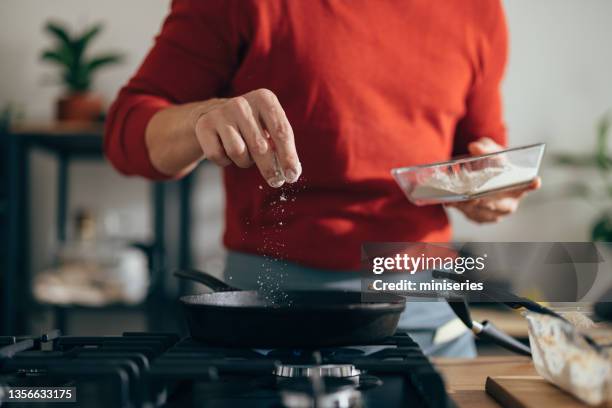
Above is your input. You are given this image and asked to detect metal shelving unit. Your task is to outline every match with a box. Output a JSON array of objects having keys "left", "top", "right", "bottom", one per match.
[
  {"left": 1, "top": 123, "right": 195, "bottom": 335},
  {"left": 0, "top": 128, "right": 9, "bottom": 335}
]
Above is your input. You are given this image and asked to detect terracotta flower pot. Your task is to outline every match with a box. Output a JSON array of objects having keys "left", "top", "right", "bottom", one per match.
[{"left": 56, "top": 92, "right": 104, "bottom": 122}]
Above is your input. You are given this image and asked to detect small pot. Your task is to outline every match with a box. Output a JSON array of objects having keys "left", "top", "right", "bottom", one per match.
[{"left": 56, "top": 92, "right": 103, "bottom": 122}]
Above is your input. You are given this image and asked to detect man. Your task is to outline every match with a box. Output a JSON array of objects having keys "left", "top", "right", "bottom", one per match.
[{"left": 105, "top": 0, "right": 539, "bottom": 356}]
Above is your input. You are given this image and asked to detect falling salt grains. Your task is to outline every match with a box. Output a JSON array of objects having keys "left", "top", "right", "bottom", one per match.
[
  {"left": 258, "top": 185, "right": 263, "bottom": 190},
  {"left": 253, "top": 186, "right": 302, "bottom": 306}
]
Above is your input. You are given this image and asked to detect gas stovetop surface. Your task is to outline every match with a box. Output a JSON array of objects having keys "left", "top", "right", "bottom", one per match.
[{"left": 0, "top": 330, "right": 452, "bottom": 408}]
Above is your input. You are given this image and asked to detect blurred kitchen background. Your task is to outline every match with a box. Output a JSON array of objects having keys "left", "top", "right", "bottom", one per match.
[{"left": 1, "top": 0, "right": 611, "bottom": 343}]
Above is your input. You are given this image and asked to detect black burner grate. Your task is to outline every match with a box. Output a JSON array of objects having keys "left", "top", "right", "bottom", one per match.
[{"left": 0, "top": 330, "right": 452, "bottom": 408}]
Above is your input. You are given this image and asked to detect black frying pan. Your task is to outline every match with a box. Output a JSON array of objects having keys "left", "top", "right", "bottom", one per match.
[{"left": 174, "top": 269, "right": 406, "bottom": 348}]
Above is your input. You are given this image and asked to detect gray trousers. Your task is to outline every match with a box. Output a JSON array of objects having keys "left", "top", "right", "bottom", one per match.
[{"left": 225, "top": 251, "right": 476, "bottom": 358}]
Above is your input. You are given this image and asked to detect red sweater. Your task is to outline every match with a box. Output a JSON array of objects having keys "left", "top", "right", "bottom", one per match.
[{"left": 105, "top": 0, "right": 508, "bottom": 270}]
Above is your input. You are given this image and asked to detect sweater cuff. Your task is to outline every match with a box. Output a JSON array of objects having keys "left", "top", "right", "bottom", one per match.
[{"left": 123, "top": 100, "right": 173, "bottom": 180}]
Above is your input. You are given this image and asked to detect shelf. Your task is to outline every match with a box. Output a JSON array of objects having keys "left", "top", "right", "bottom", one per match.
[
  {"left": 11, "top": 122, "right": 104, "bottom": 135},
  {"left": 37, "top": 301, "right": 148, "bottom": 312},
  {"left": 3, "top": 122, "right": 191, "bottom": 334},
  {"left": 8, "top": 123, "right": 104, "bottom": 157}
]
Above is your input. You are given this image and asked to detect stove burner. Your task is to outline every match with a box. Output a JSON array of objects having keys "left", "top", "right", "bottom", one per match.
[
  {"left": 266, "top": 347, "right": 364, "bottom": 363},
  {"left": 281, "top": 387, "right": 362, "bottom": 408},
  {"left": 274, "top": 364, "right": 361, "bottom": 378},
  {"left": 279, "top": 377, "right": 362, "bottom": 408},
  {"left": 0, "top": 330, "right": 449, "bottom": 408}
]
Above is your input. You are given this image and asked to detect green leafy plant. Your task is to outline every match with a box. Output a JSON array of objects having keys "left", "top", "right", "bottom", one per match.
[
  {"left": 552, "top": 111, "right": 612, "bottom": 240},
  {"left": 41, "top": 21, "right": 123, "bottom": 93}
]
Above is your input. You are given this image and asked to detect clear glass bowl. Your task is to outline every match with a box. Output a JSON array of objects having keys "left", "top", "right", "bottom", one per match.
[{"left": 391, "top": 143, "right": 545, "bottom": 206}]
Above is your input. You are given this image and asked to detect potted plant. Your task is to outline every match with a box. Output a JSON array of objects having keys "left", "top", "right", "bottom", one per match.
[
  {"left": 553, "top": 111, "right": 612, "bottom": 240},
  {"left": 41, "top": 21, "right": 123, "bottom": 122}
]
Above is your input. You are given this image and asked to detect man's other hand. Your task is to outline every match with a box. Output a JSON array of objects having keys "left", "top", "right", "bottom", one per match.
[{"left": 447, "top": 137, "right": 541, "bottom": 223}]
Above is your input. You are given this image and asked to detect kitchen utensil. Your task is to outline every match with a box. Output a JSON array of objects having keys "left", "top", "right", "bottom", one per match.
[
  {"left": 433, "top": 269, "right": 603, "bottom": 350},
  {"left": 174, "top": 269, "right": 406, "bottom": 348},
  {"left": 432, "top": 270, "right": 564, "bottom": 318},
  {"left": 392, "top": 143, "right": 545, "bottom": 205},
  {"left": 447, "top": 297, "right": 531, "bottom": 356}
]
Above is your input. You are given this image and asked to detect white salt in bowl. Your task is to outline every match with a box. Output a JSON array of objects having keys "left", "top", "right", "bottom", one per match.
[{"left": 391, "top": 143, "right": 545, "bottom": 206}]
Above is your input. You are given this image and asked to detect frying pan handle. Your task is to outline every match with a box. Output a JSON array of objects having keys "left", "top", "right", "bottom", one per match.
[{"left": 173, "top": 269, "right": 239, "bottom": 292}]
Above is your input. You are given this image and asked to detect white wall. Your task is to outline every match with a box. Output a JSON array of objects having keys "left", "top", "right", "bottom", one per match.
[
  {"left": 2, "top": 0, "right": 612, "bottom": 277},
  {"left": 0, "top": 0, "right": 228, "bottom": 277},
  {"left": 0, "top": 0, "right": 169, "bottom": 119},
  {"left": 451, "top": 0, "right": 612, "bottom": 241}
]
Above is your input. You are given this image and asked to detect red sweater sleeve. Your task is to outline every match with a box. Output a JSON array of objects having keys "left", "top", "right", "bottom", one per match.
[
  {"left": 453, "top": 1, "right": 509, "bottom": 155},
  {"left": 104, "top": 0, "right": 246, "bottom": 179}
]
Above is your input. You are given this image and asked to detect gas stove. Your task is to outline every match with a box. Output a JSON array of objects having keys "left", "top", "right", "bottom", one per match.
[{"left": 0, "top": 330, "right": 452, "bottom": 408}]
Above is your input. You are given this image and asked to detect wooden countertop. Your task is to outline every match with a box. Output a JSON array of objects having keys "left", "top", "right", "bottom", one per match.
[
  {"left": 433, "top": 356, "right": 538, "bottom": 407},
  {"left": 435, "top": 356, "right": 599, "bottom": 407},
  {"left": 439, "top": 322, "right": 612, "bottom": 407},
  {"left": 433, "top": 356, "right": 537, "bottom": 408}
]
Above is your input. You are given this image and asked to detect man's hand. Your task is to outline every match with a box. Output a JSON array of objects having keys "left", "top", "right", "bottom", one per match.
[
  {"left": 195, "top": 88, "right": 301, "bottom": 188},
  {"left": 447, "top": 137, "right": 541, "bottom": 223}
]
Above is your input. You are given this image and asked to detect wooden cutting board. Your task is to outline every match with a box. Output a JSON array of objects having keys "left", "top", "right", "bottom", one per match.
[{"left": 485, "top": 376, "right": 587, "bottom": 408}]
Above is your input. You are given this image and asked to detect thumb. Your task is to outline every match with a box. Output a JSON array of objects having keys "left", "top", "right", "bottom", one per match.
[{"left": 468, "top": 137, "right": 502, "bottom": 156}]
